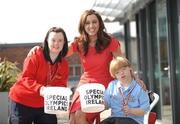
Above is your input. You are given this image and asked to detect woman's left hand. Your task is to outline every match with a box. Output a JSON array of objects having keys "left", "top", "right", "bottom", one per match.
[{"left": 136, "top": 79, "right": 147, "bottom": 91}]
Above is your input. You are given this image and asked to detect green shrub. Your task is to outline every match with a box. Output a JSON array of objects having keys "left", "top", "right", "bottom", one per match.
[{"left": 0, "top": 59, "right": 21, "bottom": 91}]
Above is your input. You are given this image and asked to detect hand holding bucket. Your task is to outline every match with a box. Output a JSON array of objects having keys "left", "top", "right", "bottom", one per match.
[
  {"left": 77, "top": 83, "right": 105, "bottom": 113},
  {"left": 43, "top": 87, "right": 72, "bottom": 114}
]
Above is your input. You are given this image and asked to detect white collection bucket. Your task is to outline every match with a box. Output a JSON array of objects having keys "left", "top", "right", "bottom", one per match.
[
  {"left": 78, "top": 83, "right": 105, "bottom": 113},
  {"left": 44, "top": 87, "right": 72, "bottom": 114}
]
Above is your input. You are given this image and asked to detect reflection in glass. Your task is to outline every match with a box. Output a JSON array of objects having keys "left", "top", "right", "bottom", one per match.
[{"left": 156, "top": 0, "right": 172, "bottom": 123}]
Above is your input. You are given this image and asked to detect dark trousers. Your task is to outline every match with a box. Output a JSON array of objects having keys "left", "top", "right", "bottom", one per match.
[
  {"left": 100, "top": 117, "right": 139, "bottom": 124},
  {"left": 9, "top": 99, "right": 57, "bottom": 124}
]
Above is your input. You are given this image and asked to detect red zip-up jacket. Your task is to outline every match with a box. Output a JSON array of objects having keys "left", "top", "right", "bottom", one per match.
[{"left": 9, "top": 48, "right": 68, "bottom": 108}]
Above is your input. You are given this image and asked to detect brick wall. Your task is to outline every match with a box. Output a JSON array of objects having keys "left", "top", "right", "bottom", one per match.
[
  {"left": 0, "top": 43, "right": 40, "bottom": 69},
  {"left": 0, "top": 43, "right": 81, "bottom": 71}
]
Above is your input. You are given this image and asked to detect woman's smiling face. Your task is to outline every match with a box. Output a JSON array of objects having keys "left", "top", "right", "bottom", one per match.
[
  {"left": 47, "top": 32, "right": 64, "bottom": 55},
  {"left": 84, "top": 14, "right": 100, "bottom": 37}
]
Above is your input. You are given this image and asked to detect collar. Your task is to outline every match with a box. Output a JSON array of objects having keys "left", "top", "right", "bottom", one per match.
[{"left": 117, "top": 79, "right": 136, "bottom": 92}]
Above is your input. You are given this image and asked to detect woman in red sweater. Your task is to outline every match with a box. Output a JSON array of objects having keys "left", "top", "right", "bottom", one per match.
[{"left": 9, "top": 27, "right": 69, "bottom": 124}]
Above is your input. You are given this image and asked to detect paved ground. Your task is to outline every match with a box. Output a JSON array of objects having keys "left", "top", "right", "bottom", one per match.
[
  {"left": 57, "top": 109, "right": 168, "bottom": 124},
  {"left": 57, "top": 113, "right": 69, "bottom": 124}
]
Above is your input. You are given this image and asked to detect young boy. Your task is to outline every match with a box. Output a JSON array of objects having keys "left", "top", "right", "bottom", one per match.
[{"left": 101, "top": 57, "right": 150, "bottom": 124}]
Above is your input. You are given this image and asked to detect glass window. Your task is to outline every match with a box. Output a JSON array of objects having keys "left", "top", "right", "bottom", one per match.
[
  {"left": 75, "top": 66, "right": 81, "bottom": 76},
  {"left": 129, "top": 20, "right": 138, "bottom": 71},
  {"left": 69, "top": 66, "right": 74, "bottom": 76}
]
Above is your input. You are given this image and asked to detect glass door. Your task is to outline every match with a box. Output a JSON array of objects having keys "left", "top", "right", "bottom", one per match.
[{"left": 156, "top": 0, "right": 172, "bottom": 123}]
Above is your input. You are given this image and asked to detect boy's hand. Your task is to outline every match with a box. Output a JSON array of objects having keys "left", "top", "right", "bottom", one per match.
[{"left": 122, "top": 104, "right": 130, "bottom": 116}]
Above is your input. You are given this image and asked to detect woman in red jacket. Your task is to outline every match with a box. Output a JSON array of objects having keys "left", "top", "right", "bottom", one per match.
[{"left": 9, "top": 27, "right": 69, "bottom": 124}]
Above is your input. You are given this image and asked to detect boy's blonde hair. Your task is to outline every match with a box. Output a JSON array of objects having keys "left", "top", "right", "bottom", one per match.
[{"left": 109, "top": 57, "right": 131, "bottom": 78}]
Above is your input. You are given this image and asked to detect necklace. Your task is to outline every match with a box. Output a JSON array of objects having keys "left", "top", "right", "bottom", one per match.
[{"left": 47, "top": 62, "right": 58, "bottom": 86}]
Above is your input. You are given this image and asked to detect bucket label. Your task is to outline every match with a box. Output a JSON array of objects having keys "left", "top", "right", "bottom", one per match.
[
  {"left": 45, "top": 94, "right": 68, "bottom": 111},
  {"left": 84, "top": 89, "right": 104, "bottom": 105}
]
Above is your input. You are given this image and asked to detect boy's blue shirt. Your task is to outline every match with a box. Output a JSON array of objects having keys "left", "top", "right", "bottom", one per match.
[{"left": 104, "top": 79, "right": 150, "bottom": 124}]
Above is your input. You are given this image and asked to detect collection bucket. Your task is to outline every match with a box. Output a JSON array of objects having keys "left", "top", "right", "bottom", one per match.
[
  {"left": 44, "top": 87, "right": 72, "bottom": 114},
  {"left": 78, "top": 83, "right": 105, "bottom": 113}
]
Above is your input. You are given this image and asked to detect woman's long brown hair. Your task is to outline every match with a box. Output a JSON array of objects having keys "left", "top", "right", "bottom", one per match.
[{"left": 77, "top": 9, "right": 111, "bottom": 56}]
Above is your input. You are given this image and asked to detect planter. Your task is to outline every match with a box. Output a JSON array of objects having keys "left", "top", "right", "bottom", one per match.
[{"left": 0, "top": 92, "right": 9, "bottom": 124}]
